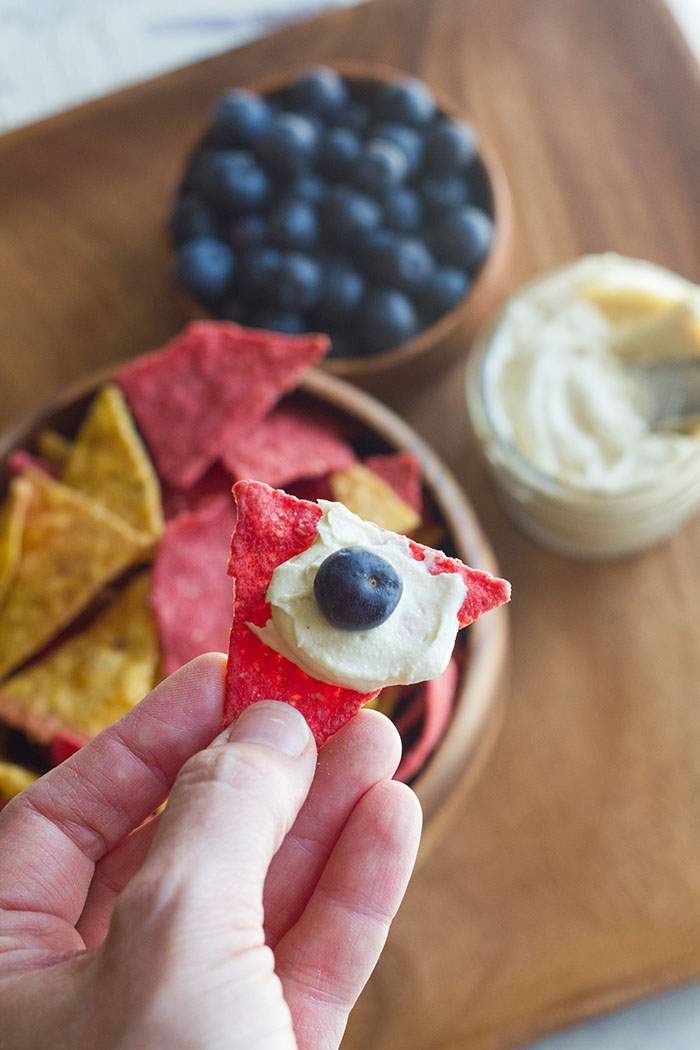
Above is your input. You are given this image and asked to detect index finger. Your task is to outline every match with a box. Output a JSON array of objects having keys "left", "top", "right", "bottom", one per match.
[{"left": 0, "top": 652, "right": 226, "bottom": 926}]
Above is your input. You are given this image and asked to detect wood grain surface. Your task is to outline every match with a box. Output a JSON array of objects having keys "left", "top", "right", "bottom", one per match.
[{"left": 1, "top": 0, "right": 700, "bottom": 1048}]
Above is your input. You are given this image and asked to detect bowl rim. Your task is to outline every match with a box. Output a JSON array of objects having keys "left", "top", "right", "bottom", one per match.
[
  {"left": 172, "top": 58, "right": 514, "bottom": 381},
  {"left": 0, "top": 362, "right": 509, "bottom": 852}
]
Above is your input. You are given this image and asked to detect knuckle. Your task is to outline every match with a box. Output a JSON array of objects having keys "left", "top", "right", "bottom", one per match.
[{"left": 176, "top": 743, "right": 275, "bottom": 795}]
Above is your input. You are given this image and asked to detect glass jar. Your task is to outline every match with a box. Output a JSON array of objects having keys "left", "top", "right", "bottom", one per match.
[{"left": 465, "top": 255, "right": 700, "bottom": 559}]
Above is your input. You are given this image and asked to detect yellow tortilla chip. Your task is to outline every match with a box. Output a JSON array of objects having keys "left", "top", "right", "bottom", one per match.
[
  {"left": 330, "top": 463, "right": 422, "bottom": 534},
  {"left": 365, "top": 685, "right": 403, "bottom": 718},
  {"left": 0, "top": 470, "right": 151, "bottom": 681},
  {"left": 36, "top": 428, "right": 73, "bottom": 469},
  {"left": 0, "top": 571, "right": 158, "bottom": 740},
  {"left": 62, "top": 383, "right": 163, "bottom": 538},
  {"left": 0, "top": 476, "right": 32, "bottom": 607},
  {"left": 0, "top": 760, "right": 38, "bottom": 800}
]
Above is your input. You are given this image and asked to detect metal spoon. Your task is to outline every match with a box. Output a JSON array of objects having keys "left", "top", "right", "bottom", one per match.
[{"left": 624, "top": 357, "right": 700, "bottom": 429}]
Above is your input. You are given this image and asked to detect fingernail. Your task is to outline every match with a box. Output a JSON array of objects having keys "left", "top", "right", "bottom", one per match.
[{"left": 227, "top": 701, "right": 312, "bottom": 757}]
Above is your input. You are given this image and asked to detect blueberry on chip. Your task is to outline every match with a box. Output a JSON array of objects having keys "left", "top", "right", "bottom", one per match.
[{"left": 314, "top": 546, "right": 403, "bottom": 630}]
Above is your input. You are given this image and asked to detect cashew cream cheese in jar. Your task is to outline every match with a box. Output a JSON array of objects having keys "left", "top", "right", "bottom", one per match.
[
  {"left": 467, "top": 254, "right": 700, "bottom": 557},
  {"left": 250, "top": 500, "right": 467, "bottom": 692}
]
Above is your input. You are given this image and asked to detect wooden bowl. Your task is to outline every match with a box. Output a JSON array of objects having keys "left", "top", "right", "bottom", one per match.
[
  {"left": 169, "top": 61, "right": 514, "bottom": 398},
  {"left": 0, "top": 366, "right": 508, "bottom": 859}
]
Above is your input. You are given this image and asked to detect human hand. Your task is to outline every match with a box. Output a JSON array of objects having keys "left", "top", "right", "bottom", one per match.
[{"left": 0, "top": 653, "right": 421, "bottom": 1050}]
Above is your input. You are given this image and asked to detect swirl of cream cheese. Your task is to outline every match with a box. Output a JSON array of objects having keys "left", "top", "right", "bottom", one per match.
[
  {"left": 249, "top": 500, "right": 466, "bottom": 692},
  {"left": 483, "top": 254, "right": 700, "bottom": 492}
]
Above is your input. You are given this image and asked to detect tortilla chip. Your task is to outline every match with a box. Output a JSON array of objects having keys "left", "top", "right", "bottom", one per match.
[
  {"left": 330, "top": 463, "right": 422, "bottom": 533},
  {"left": 224, "top": 480, "right": 378, "bottom": 746},
  {"left": 152, "top": 493, "right": 237, "bottom": 676},
  {"left": 395, "top": 658, "right": 459, "bottom": 783},
  {"left": 0, "top": 760, "right": 38, "bottom": 801},
  {"left": 365, "top": 451, "right": 423, "bottom": 514},
  {"left": 365, "top": 684, "right": 404, "bottom": 719},
  {"left": 0, "top": 476, "right": 31, "bottom": 608},
  {"left": 8, "top": 450, "right": 59, "bottom": 479},
  {"left": 406, "top": 536, "right": 510, "bottom": 627},
  {"left": 0, "top": 471, "right": 151, "bottom": 681},
  {"left": 287, "top": 474, "right": 334, "bottom": 503},
  {"left": 222, "top": 403, "right": 357, "bottom": 487},
  {"left": 116, "top": 321, "right": 329, "bottom": 489},
  {"left": 62, "top": 383, "right": 163, "bottom": 538},
  {"left": 0, "top": 571, "right": 158, "bottom": 742},
  {"left": 160, "top": 462, "right": 235, "bottom": 519},
  {"left": 50, "top": 728, "right": 88, "bottom": 765},
  {"left": 224, "top": 480, "right": 509, "bottom": 744},
  {"left": 37, "top": 428, "right": 73, "bottom": 468}
]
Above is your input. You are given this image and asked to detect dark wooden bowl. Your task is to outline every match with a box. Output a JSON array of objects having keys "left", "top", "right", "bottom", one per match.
[{"left": 0, "top": 366, "right": 508, "bottom": 858}]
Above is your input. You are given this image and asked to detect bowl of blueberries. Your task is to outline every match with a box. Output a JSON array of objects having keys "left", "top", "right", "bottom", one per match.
[{"left": 168, "top": 63, "right": 512, "bottom": 388}]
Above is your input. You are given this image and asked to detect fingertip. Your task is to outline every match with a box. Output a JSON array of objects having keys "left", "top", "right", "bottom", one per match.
[
  {"left": 321, "top": 707, "right": 404, "bottom": 777},
  {"left": 226, "top": 701, "right": 315, "bottom": 759}
]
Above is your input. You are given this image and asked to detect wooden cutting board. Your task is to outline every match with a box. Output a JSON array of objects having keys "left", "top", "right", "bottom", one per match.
[{"left": 1, "top": 0, "right": 699, "bottom": 1047}]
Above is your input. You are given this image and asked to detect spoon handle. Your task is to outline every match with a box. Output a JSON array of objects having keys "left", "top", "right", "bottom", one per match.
[{"left": 631, "top": 358, "right": 700, "bottom": 429}]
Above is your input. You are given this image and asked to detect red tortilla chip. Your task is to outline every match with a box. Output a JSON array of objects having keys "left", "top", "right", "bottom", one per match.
[
  {"left": 365, "top": 451, "right": 423, "bottom": 514},
  {"left": 407, "top": 538, "right": 510, "bottom": 626},
  {"left": 8, "top": 450, "right": 59, "bottom": 479},
  {"left": 394, "top": 658, "right": 459, "bottom": 783},
  {"left": 50, "top": 728, "right": 88, "bottom": 765},
  {"left": 221, "top": 403, "right": 357, "bottom": 487},
  {"left": 224, "top": 480, "right": 510, "bottom": 745},
  {"left": 152, "top": 493, "right": 237, "bottom": 676},
  {"left": 286, "top": 474, "right": 334, "bottom": 503},
  {"left": 161, "top": 463, "right": 235, "bottom": 520},
  {"left": 116, "top": 321, "right": 329, "bottom": 488},
  {"left": 224, "top": 481, "right": 378, "bottom": 745}
]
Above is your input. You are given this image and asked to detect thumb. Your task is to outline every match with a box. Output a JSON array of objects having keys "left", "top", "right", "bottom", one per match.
[{"left": 123, "top": 701, "right": 317, "bottom": 936}]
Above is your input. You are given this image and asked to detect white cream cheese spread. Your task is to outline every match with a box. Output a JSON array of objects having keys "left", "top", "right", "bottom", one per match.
[
  {"left": 482, "top": 254, "right": 700, "bottom": 492},
  {"left": 249, "top": 500, "right": 467, "bottom": 692}
]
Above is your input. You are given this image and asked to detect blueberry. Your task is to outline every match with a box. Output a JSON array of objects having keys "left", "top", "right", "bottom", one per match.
[
  {"left": 317, "top": 262, "right": 365, "bottom": 322},
  {"left": 419, "top": 266, "right": 469, "bottom": 320},
  {"left": 359, "top": 289, "right": 419, "bottom": 352},
  {"left": 358, "top": 226, "right": 397, "bottom": 270},
  {"left": 268, "top": 198, "right": 319, "bottom": 251},
  {"left": 210, "top": 88, "right": 271, "bottom": 147},
  {"left": 382, "top": 187, "right": 423, "bottom": 233},
  {"left": 238, "top": 246, "right": 282, "bottom": 299},
  {"left": 288, "top": 172, "right": 326, "bottom": 204},
  {"left": 228, "top": 214, "right": 268, "bottom": 252},
  {"left": 275, "top": 252, "right": 322, "bottom": 311},
  {"left": 370, "top": 122, "right": 423, "bottom": 174},
  {"left": 334, "top": 101, "right": 371, "bottom": 134},
  {"left": 376, "top": 77, "right": 436, "bottom": 126},
  {"left": 320, "top": 185, "right": 382, "bottom": 246},
  {"left": 255, "top": 112, "right": 319, "bottom": 173},
  {"left": 366, "top": 235, "right": 435, "bottom": 292},
  {"left": 175, "top": 237, "right": 236, "bottom": 304},
  {"left": 169, "top": 193, "right": 220, "bottom": 245},
  {"left": 247, "top": 307, "right": 306, "bottom": 334},
  {"left": 320, "top": 126, "right": 362, "bottom": 180},
  {"left": 423, "top": 118, "right": 478, "bottom": 172},
  {"left": 197, "top": 150, "right": 270, "bottom": 215},
  {"left": 419, "top": 174, "right": 468, "bottom": 216},
  {"left": 431, "top": 205, "right": 494, "bottom": 271},
  {"left": 314, "top": 546, "right": 403, "bottom": 630},
  {"left": 287, "top": 66, "right": 349, "bottom": 116},
  {"left": 355, "top": 139, "right": 409, "bottom": 193}
]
